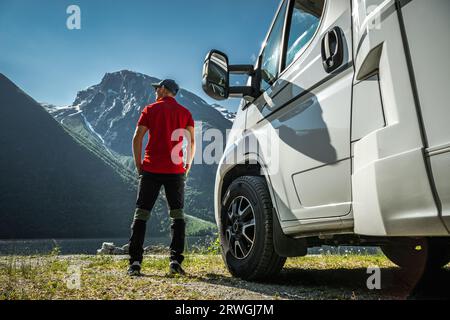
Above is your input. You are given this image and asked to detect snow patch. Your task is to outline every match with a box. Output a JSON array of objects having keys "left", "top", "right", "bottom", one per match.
[{"left": 81, "top": 113, "right": 105, "bottom": 144}]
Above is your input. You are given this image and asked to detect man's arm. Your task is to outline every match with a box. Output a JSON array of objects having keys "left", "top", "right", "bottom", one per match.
[
  {"left": 132, "top": 125, "right": 148, "bottom": 175},
  {"left": 185, "top": 125, "right": 195, "bottom": 175}
]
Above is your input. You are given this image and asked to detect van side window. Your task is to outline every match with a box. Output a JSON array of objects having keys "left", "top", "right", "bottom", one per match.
[
  {"left": 260, "top": 1, "right": 288, "bottom": 92},
  {"left": 285, "top": 0, "right": 325, "bottom": 67}
]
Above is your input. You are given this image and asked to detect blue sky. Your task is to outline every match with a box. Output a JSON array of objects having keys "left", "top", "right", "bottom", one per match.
[{"left": 0, "top": 0, "right": 280, "bottom": 111}]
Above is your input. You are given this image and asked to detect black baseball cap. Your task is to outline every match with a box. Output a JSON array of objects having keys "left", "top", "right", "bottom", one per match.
[{"left": 151, "top": 79, "right": 179, "bottom": 95}]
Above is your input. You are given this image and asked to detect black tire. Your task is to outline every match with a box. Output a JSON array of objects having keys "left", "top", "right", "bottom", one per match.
[
  {"left": 381, "top": 237, "right": 450, "bottom": 270},
  {"left": 219, "top": 176, "right": 286, "bottom": 280}
]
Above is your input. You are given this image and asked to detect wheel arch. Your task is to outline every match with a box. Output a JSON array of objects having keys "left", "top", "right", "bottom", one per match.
[
  {"left": 219, "top": 154, "right": 276, "bottom": 215},
  {"left": 218, "top": 154, "right": 307, "bottom": 257}
]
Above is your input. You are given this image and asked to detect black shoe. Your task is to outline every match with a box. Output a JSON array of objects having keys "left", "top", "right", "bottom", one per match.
[
  {"left": 127, "top": 261, "right": 142, "bottom": 276},
  {"left": 169, "top": 261, "right": 186, "bottom": 275}
]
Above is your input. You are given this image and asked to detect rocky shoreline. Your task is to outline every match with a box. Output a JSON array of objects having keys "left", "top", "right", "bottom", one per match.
[{"left": 96, "top": 242, "right": 169, "bottom": 255}]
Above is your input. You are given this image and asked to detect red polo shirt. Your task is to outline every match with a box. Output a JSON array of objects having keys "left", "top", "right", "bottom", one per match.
[{"left": 137, "top": 96, "right": 194, "bottom": 174}]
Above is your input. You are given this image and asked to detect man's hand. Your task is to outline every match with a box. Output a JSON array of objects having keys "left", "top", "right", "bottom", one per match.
[
  {"left": 185, "top": 163, "right": 191, "bottom": 176},
  {"left": 136, "top": 164, "right": 143, "bottom": 176},
  {"left": 185, "top": 125, "right": 195, "bottom": 178}
]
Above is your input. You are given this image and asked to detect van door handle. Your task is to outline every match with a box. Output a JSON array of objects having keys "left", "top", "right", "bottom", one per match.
[{"left": 321, "top": 27, "right": 344, "bottom": 73}]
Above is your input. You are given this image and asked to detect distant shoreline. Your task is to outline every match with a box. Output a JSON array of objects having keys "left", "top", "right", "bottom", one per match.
[
  {"left": 0, "top": 237, "right": 216, "bottom": 256},
  {"left": 0, "top": 238, "right": 380, "bottom": 256}
]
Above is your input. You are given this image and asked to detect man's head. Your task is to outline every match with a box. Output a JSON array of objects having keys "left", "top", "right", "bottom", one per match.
[{"left": 152, "top": 79, "right": 179, "bottom": 100}]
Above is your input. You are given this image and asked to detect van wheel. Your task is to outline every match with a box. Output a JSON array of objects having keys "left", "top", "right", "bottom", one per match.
[
  {"left": 381, "top": 238, "right": 450, "bottom": 270},
  {"left": 219, "top": 176, "right": 286, "bottom": 280}
]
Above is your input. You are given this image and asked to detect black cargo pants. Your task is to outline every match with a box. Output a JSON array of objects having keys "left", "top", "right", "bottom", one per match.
[{"left": 128, "top": 170, "right": 186, "bottom": 265}]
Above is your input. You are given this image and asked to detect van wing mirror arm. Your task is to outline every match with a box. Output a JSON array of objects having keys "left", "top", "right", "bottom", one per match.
[
  {"left": 228, "top": 65, "right": 261, "bottom": 100},
  {"left": 229, "top": 64, "right": 255, "bottom": 76},
  {"left": 229, "top": 86, "right": 254, "bottom": 97}
]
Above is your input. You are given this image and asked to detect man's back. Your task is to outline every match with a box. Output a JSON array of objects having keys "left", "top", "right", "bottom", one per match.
[
  {"left": 137, "top": 96, "right": 194, "bottom": 174},
  {"left": 129, "top": 79, "right": 194, "bottom": 276}
]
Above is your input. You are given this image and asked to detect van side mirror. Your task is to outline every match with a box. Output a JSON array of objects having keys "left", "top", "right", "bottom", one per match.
[
  {"left": 202, "top": 50, "right": 230, "bottom": 100},
  {"left": 202, "top": 49, "right": 258, "bottom": 101}
]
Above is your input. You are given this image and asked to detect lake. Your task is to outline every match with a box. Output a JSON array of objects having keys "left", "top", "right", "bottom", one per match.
[
  {"left": 0, "top": 237, "right": 216, "bottom": 255},
  {"left": 0, "top": 238, "right": 380, "bottom": 255}
]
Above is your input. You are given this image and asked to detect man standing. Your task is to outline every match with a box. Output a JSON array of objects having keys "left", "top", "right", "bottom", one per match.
[{"left": 127, "top": 79, "right": 195, "bottom": 276}]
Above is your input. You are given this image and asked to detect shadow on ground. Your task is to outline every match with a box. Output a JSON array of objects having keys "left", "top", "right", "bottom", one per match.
[{"left": 191, "top": 266, "right": 450, "bottom": 300}]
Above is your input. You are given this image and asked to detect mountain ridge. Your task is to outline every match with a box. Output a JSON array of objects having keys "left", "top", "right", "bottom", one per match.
[{"left": 0, "top": 73, "right": 135, "bottom": 238}]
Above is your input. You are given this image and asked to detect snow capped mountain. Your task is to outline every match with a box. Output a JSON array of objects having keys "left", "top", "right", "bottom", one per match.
[
  {"left": 212, "top": 104, "right": 236, "bottom": 122},
  {"left": 48, "top": 70, "right": 232, "bottom": 155}
]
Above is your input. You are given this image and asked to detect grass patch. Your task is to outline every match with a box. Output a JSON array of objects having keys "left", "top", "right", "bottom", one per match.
[
  {"left": 1, "top": 253, "right": 447, "bottom": 300},
  {"left": 185, "top": 215, "right": 217, "bottom": 237}
]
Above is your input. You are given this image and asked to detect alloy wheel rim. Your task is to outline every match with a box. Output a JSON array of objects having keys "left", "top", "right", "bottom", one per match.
[{"left": 224, "top": 196, "right": 256, "bottom": 260}]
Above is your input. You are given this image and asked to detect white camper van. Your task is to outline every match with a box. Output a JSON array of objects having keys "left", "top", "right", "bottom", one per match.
[{"left": 202, "top": 0, "right": 450, "bottom": 280}]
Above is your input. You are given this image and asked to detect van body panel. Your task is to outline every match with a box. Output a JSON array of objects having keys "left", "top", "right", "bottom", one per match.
[
  {"left": 351, "top": 0, "right": 449, "bottom": 235},
  {"left": 292, "top": 159, "right": 351, "bottom": 217},
  {"left": 429, "top": 151, "right": 450, "bottom": 230},
  {"left": 401, "top": 0, "right": 450, "bottom": 230},
  {"left": 401, "top": 0, "right": 450, "bottom": 149},
  {"left": 351, "top": 75, "right": 385, "bottom": 141}
]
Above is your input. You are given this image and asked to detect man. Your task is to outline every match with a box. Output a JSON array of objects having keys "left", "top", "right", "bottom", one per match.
[{"left": 127, "top": 79, "right": 195, "bottom": 276}]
